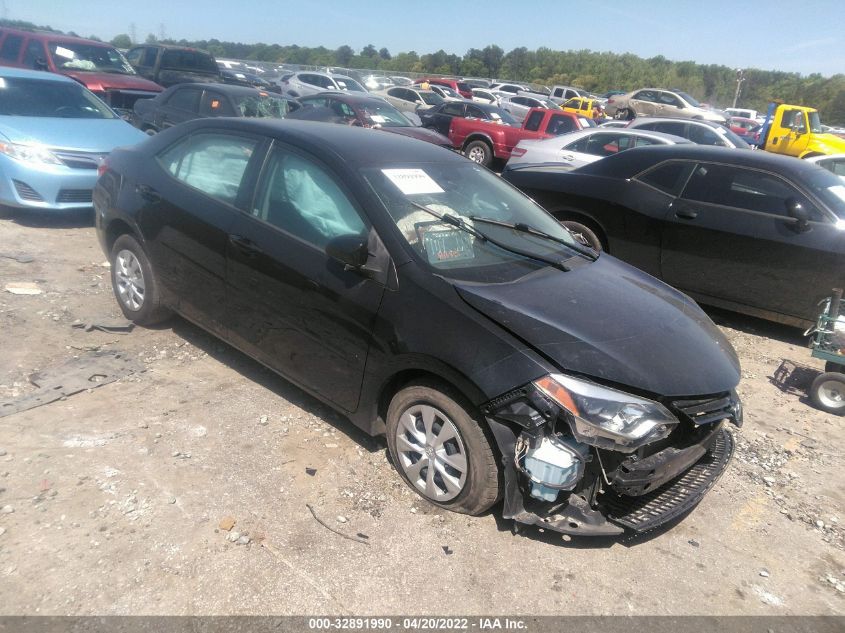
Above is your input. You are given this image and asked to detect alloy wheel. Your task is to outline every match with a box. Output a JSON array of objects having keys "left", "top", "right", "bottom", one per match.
[
  {"left": 395, "top": 404, "right": 468, "bottom": 502},
  {"left": 114, "top": 249, "right": 146, "bottom": 311}
]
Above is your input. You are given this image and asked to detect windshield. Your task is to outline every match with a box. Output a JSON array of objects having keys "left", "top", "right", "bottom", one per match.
[
  {"left": 49, "top": 42, "right": 135, "bottom": 75},
  {"left": 809, "top": 111, "right": 823, "bottom": 133},
  {"left": 676, "top": 91, "right": 701, "bottom": 107},
  {"left": 420, "top": 92, "right": 444, "bottom": 106},
  {"left": 359, "top": 102, "right": 412, "bottom": 127},
  {"left": 0, "top": 76, "right": 116, "bottom": 118},
  {"left": 362, "top": 162, "right": 586, "bottom": 281},
  {"left": 333, "top": 76, "right": 367, "bottom": 92},
  {"left": 233, "top": 93, "right": 294, "bottom": 118}
]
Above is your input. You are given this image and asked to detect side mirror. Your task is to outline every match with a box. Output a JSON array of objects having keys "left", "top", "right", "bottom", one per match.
[
  {"left": 326, "top": 234, "right": 369, "bottom": 269},
  {"left": 786, "top": 198, "right": 810, "bottom": 231}
]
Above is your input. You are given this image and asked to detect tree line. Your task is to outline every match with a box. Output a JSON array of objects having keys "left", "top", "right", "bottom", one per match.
[{"left": 2, "top": 18, "right": 843, "bottom": 124}]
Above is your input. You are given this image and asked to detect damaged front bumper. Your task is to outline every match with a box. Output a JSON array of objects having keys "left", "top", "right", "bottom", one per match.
[{"left": 483, "top": 382, "right": 741, "bottom": 537}]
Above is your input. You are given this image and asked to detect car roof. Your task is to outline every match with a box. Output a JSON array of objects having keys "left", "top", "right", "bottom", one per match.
[
  {"left": 628, "top": 117, "right": 721, "bottom": 129},
  {"left": 300, "top": 92, "right": 388, "bottom": 108},
  {"left": 0, "top": 27, "right": 112, "bottom": 47},
  {"left": 576, "top": 144, "right": 830, "bottom": 179},
  {"left": 0, "top": 66, "right": 75, "bottom": 83},
  {"left": 162, "top": 82, "right": 282, "bottom": 97},
  {"left": 161, "top": 118, "right": 463, "bottom": 168}
]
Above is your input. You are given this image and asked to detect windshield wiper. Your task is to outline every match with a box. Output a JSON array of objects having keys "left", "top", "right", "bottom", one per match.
[
  {"left": 469, "top": 215, "right": 598, "bottom": 261},
  {"left": 406, "top": 200, "right": 575, "bottom": 271}
]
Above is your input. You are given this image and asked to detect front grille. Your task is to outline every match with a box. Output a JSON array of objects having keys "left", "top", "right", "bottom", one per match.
[
  {"left": 54, "top": 151, "right": 105, "bottom": 170},
  {"left": 671, "top": 393, "right": 736, "bottom": 426},
  {"left": 56, "top": 189, "right": 93, "bottom": 204},
  {"left": 601, "top": 427, "right": 734, "bottom": 532},
  {"left": 13, "top": 179, "right": 44, "bottom": 201}
]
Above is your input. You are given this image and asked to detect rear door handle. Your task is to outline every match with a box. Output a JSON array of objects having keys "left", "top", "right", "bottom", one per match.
[
  {"left": 135, "top": 184, "right": 160, "bottom": 204},
  {"left": 228, "top": 234, "right": 263, "bottom": 258},
  {"left": 674, "top": 208, "right": 698, "bottom": 220}
]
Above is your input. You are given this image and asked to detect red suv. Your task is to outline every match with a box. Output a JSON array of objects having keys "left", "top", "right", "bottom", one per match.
[
  {"left": 413, "top": 77, "right": 472, "bottom": 99},
  {"left": 0, "top": 28, "right": 163, "bottom": 114}
]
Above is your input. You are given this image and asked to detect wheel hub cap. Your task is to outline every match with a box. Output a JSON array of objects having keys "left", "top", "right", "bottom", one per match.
[
  {"left": 818, "top": 380, "right": 845, "bottom": 408},
  {"left": 114, "top": 249, "right": 146, "bottom": 312},
  {"left": 396, "top": 404, "right": 468, "bottom": 502}
]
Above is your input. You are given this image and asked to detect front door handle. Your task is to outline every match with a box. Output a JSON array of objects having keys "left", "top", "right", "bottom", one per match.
[
  {"left": 228, "top": 234, "right": 263, "bottom": 258},
  {"left": 674, "top": 208, "right": 699, "bottom": 220},
  {"left": 135, "top": 184, "right": 160, "bottom": 204}
]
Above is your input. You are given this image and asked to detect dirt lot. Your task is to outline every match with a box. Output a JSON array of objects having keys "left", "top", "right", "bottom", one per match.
[{"left": 0, "top": 208, "right": 842, "bottom": 616}]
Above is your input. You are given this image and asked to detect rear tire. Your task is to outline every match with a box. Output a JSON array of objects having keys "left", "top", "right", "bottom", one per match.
[
  {"left": 560, "top": 220, "right": 604, "bottom": 252},
  {"left": 386, "top": 381, "right": 501, "bottom": 515},
  {"left": 110, "top": 234, "right": 171, "bottom": 326},
  {"left": 464, "top": 140, "right": 493, "bottom": 167},
  {"left": 810, "top": 372, "right": 845, "bottom": 415}
]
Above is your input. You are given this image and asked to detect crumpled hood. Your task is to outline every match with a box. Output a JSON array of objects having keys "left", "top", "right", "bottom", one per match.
[
  {"left": 61, "top": 71, "right": 162, "bottom": 93},
  {"left": 0, "top": 117, "right": 147, "bottom": 152},
  {"left": 453, "top": 255, "right": 740, "bottom": 397},
  {"left": 383, "top": 126, "right": 452, "bottom": 147}
]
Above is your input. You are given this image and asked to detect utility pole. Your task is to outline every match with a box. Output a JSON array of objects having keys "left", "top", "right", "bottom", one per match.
[{"left": 732, "top": 68, "right": 745, "bottom": 108}]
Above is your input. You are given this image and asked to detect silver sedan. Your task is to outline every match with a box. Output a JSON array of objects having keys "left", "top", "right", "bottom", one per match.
[{"left": 505, "top": 128, "right": 691, "bottom": 170}]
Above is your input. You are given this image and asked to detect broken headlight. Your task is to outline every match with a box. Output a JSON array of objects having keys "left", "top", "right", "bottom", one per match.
[{"left": 534, "top": 374, "right": 678, "bottom": 453}]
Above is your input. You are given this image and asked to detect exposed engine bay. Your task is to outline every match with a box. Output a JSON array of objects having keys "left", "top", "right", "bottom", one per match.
[{"left": 483, "top": 373, "right": 742, "bottom": 536}]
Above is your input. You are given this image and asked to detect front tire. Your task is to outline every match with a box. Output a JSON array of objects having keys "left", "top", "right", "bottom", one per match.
[
  {"left": 110, "top": 234, "right": 171, "bottom": 326},
  {"left": 464, "top": 140, "right": 493, "bottom": 167},
  {"left": 810, "top": 372, "right": 845, "bottom": 415},
  {"left": 386, "top": 381, "right": 501, "bottom": 515},
  {"left": 560, "top": 220, "right": 604, "bottom": 252}
]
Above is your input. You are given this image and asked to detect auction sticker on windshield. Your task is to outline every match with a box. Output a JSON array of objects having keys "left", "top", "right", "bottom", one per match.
[{"left": 382, "top": 168, "right": 444, "bottom": 195}]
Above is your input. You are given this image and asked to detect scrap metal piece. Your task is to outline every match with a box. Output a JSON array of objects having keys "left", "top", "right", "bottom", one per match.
[
  {"left": 71, "top": 320, "right": 135, "bottom": 334},
  {"left": 0, "top": 350, "right": 142, "bottom": 418}
]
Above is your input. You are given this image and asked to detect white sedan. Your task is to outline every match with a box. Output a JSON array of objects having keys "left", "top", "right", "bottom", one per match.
[
  {"left": 505, "top": 128, "right": 691, "bottom": 170},
  {"left": 806, "top": 153, "right": 845, "bottom": 182}
]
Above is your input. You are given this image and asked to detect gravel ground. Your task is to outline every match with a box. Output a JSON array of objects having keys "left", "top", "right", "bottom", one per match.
[{"left": 0, "top": 208, "right": 842, "bottom": 615}]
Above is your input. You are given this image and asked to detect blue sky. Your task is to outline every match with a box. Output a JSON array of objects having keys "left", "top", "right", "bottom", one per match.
[{"left": 9, "top": 0, "right": 845, "bottom": 76}]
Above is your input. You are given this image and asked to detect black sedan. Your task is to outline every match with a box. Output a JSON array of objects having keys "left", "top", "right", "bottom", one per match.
[
  {"left": 132, "top": 83, "right": 298, "bottom": 133},
  {"left": 419, "top": 101, "right": 517, "bottom": 137},
  {"left": 287, "top": 92, "right": 452, "bottom": 148},
  {"left": 503, "top": 144, "right": 845, "bottom": 326},
  {"left": 93, "top": 120, "right": 741, "bottom": 537}
]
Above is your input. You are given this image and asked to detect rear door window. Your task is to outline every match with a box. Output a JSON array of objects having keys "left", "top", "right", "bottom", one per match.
[
  {"left": 636, "top": 160, "right": 695, "bottom": 195},
  {"left": 166, "top": 88, "right": 202, "bottom": 113},
  {"left": 0, "top": 34, "right": 23, "bottom": 62},
  {"left": 157, "top": 132, "right": 258, "bottom": 205},
  {"left": 442, "top": 103, "right": 465, "bottom": 116},
  {"left": 688, "top": 124, "right": 722, "bottom": 146},
  {"left": 547, "top": 114, "right": 577, "bottom": 135}
]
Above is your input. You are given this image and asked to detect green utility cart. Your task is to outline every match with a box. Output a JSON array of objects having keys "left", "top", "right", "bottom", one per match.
[{"left": 807, "top": 288, "right": 845, "bottom": 414}]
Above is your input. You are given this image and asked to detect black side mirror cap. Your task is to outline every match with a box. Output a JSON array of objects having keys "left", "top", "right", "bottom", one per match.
[
  {"left": 786, "top": 198, "right": 810, "bottom": 230},
  {"left": 326, "top": 234, "right": 369, "bottom": 269}
]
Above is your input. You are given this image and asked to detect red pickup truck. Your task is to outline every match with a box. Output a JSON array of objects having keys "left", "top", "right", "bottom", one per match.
[{"left": 449, "top": 107, "right": 590, "bottom": 167}]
